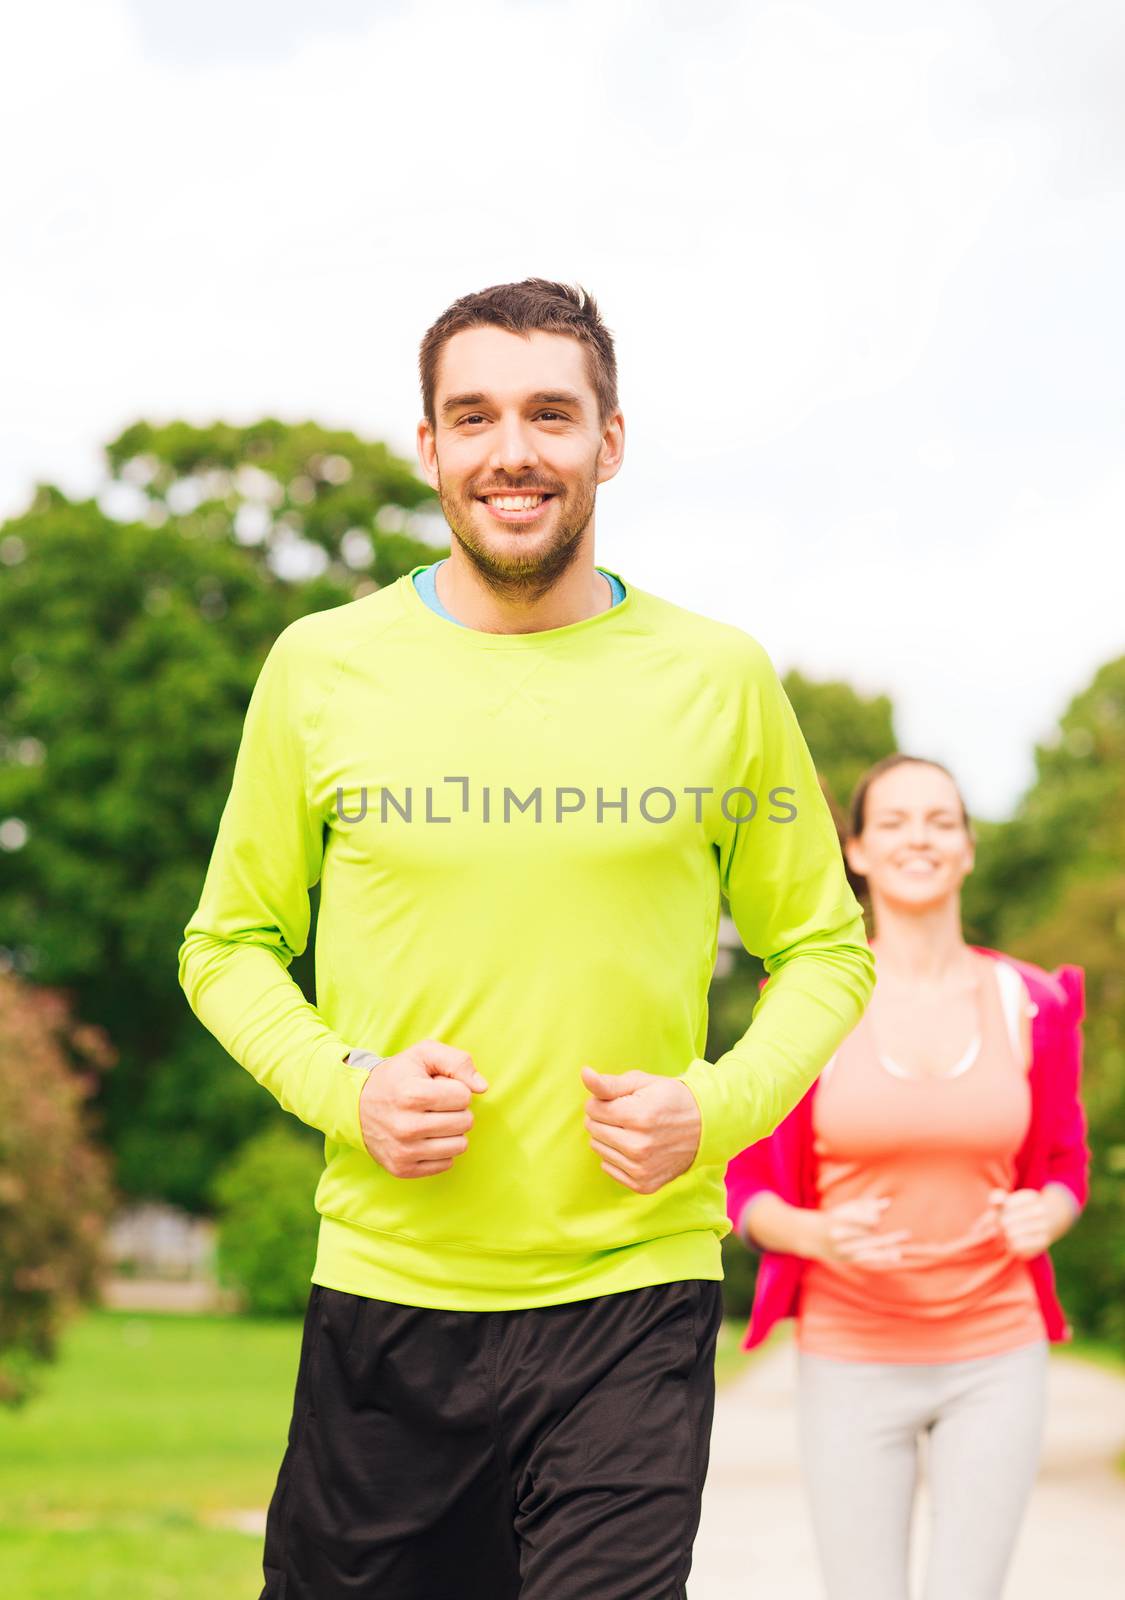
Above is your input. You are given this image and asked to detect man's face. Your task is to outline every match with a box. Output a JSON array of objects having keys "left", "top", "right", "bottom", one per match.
[{"left": 417, "top": 326, "right": 624, "bottom": 598}]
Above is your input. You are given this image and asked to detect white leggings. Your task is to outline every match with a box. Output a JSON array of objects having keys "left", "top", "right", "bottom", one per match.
[{"left": 797, "top": 1340, "right": 1048, "bottom": 1600}]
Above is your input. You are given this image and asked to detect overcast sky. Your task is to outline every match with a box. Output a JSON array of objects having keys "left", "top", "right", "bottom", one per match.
[{"left": 3, "top": 0, "right": 1123, "bottom": 819}]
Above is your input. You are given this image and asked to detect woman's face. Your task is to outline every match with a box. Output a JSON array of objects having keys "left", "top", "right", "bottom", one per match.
[{"left": 845, "top": 763, "right": 975, "bottom": 912}]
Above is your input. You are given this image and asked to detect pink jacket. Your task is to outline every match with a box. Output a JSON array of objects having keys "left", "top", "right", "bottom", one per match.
[{"left": 724, "top": 947, "right": 1089, "bottom": 1351}]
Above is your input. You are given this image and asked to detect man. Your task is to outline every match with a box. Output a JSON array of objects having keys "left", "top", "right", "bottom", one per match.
[{"left": 178, "top": 278, "right": 875, "bottom": 1598}]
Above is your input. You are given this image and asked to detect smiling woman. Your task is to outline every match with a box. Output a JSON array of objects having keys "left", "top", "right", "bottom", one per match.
[{"left": 727, "top": 751, "right": 1090, "bottom": 1600}]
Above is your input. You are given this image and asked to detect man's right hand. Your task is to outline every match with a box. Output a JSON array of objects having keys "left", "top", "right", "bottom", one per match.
[{"left": 358, "top": 1040, "right": 488, "bottom": 1178}]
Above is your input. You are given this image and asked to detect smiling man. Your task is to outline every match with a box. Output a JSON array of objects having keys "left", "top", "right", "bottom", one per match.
[{"left": 178, "top": 279, "right": 875, "bottom": 1599}]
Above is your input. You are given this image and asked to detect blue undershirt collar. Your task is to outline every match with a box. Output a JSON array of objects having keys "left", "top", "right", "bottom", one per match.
[{"left": 414, "top": 559, "right": 625, "bottom": 626}]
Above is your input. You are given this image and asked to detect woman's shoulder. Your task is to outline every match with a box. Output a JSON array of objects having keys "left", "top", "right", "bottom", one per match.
[{"left": 971, "top": 945, "right": 1085, "bottom": 1027}]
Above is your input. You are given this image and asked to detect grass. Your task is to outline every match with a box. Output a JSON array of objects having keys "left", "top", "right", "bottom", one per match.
[
  {"left": 0, "top": 1310, "right": 299, "bottom": 1599},
  {"left": 0, "top": 1527, "right": 262, "bottom": 1600},
  {"left": 714, "top": 1315, "right": 752, "bottom": 1387},
  {"left": 1066, "top": 1336, "right": 1125, "bottom": 1377},
  {"left": 0, "top": 1309, "right": 756, "bottom": 1596}
]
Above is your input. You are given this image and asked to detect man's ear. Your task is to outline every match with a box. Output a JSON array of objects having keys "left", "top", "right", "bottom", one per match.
[
  {"left": 417, "top": 418, "right": 440, "bottom": 491},
  {"left": 596, "top": 410, "right": 625, "bottom": 486}
]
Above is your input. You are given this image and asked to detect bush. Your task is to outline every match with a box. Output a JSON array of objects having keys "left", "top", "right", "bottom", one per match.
[
  {"left": 1011, "top": 874, "right": 1125, "bottom": 1352},
  {"left": 720, "top": 1231, "right": 759, "bottom": 1320},
  {"left": 0, "top": 973, "right": 114, "bottom": 1405},
  {"left": 211, "top": 1124, "right": 324, "bottom": 1315}
]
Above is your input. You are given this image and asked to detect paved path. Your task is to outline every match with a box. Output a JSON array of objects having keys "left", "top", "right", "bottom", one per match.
[{"left": 691, "top": 1337, "right": 1125, "bottom": 1598}]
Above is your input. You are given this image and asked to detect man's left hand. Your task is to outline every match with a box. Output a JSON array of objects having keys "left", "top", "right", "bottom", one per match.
[{"left": 582, "top": 1066, "right": 702, "bottom": 1194}]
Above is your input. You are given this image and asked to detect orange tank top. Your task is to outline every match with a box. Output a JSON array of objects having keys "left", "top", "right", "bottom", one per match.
[{"left": 797, "top": 951, "right": 1046, "bottom": 1363}]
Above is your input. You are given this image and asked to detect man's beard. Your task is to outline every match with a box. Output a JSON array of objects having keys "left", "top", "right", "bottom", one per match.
[{"left": 436, "top": 467, "right": 598, "bottom": 604}]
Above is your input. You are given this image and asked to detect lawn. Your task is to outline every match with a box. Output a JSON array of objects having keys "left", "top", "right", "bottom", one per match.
[
  {"left": 0, "top": 1309, "right": 753, "bottom": 1597},
  {"left": 0, "top": 1310, "right": 298, "bottom": 1599},
  {"left": 713, "top": 1313, "right": 752, "bottom": 1388}
]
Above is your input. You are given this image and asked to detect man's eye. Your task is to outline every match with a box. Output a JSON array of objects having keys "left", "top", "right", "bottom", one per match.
[
  {"left": 458, "top": 414, "right": 486, "bottom": 426},
  {"left": 536, "top": 411, "right": 566, "bottom": 422}
]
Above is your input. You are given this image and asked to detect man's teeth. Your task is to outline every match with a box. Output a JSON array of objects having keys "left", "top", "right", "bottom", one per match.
[{"left": 486, "top": 495, "right": 546, "bottom": 510}]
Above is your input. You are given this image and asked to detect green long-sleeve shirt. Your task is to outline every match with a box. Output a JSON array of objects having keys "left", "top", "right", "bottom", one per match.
[{"left": 178, "top": 567, "right": 874, "bottom": 1309}]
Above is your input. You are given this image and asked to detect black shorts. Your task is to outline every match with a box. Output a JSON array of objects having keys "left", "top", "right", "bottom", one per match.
[{"left": 259, "top": 1277, "right": 724, "bottom": 1599}]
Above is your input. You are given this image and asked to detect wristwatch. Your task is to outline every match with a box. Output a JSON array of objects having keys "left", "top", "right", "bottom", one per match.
[{"left": 345, "top": 1048, "right": 386, "bottom": 1071}]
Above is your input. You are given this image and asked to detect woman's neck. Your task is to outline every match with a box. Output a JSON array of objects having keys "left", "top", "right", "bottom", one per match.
[{"left": 868, "top": 897, "right": 972, "bottom": 984}]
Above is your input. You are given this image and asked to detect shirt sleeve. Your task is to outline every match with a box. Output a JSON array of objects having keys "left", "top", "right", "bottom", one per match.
[
  {"left": 1041, "top": 964, "right": 1090, "bottom": 1211},
  {"left": 681, "top": 640, "right": 875, "bottom": 1167},
  {"left": 177, "top": 624, "right": 368, "bottom": 1152},
  {"left": 724, "top": 1089, "right": 803, "bottom": 1240}
]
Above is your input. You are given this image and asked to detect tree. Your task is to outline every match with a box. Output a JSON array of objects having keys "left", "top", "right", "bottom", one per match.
[
  {"left": 0, "top": 419, "right": 442, "bottom": 1209},
  {"left": 211, "top": 1125, "right": 323, "bottom": 1317},
  {"left": 0, "top": 490, "right": 313, "bottom": 1204},
  {"left": 965, "top": 655, "right": 1125, "bottom": 1348},
  {"left": 104, "top": 418, "right": 441, "bottom": 584},
  {"left": 781, "top": 669, "right": 897, "bottom": 815},
  {"left": 965, "top": 656, "right": 1125, "bottom": 946},
  {"left": 1007, "top": 874, "right": 1125, "bottom": 1348},
  {"left": 0, "top": 973, "right": 114, "bottom": 1405}
]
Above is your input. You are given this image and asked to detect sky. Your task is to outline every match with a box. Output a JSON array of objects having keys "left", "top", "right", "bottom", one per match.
[{"left": 2, "top": 0, "right": 1123, "bottom": 819}]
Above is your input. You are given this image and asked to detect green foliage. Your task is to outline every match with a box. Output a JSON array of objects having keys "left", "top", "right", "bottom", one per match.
[
  {"left": 104, "top": 418, "right": 442, "bottom": 581},
  {"left": 982, "top": 659, "right": 1125, "bottom": 1350},
  {"left": 1007, "top": 874, "right": 1125, "bottom": 1348},
  {"left": 0, "top": 491, "right": 312, "bottom": 1205},
  {"left": 1026, "top": 656, "right": 1125, "bottom": 848},
  {"left": 211, "top": 1125, "right": 324, "bottom": 1316},
  {"left": 0, "top": 418, "right": 440, "bottom": 1209},
  {"left": 781, "top": 669, "right": 897, "bottom": 813},
  {"left": 720, "top": 1231, "right": 759, "bottom": 1320},
  {"left": 960, "top": 814, "right": 1050, "bottom": 949},
  {"left": 971, "top": 656, "right": 1125, "bottom": 946},
  {"left": 0, "top": 975, "right": 114, "bottom": 1405}
]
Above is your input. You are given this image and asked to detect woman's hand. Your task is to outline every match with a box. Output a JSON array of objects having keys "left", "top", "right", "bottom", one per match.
[
  {"left": 989, "top": 1186, "right": 1076, "bottom": 1258},
  {"left": 807, "top": 1196, "right": 910, "bottom": 1267}
]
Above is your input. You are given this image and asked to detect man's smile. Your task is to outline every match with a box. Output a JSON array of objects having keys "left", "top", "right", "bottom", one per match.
[{"left": 476, "top": 491, "right": 557, "bottom": 522}]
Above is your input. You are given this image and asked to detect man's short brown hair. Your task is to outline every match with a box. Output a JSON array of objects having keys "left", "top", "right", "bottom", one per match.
[{"left": 419, "top": 279, "right": 618, "bottom": 426}]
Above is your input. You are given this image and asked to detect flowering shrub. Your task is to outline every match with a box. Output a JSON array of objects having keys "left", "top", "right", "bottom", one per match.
[{"left": 0, "top": 973, "right": 114, "bottom": 1404}]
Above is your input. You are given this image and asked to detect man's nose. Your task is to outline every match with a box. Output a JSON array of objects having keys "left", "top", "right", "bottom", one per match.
[{"left": 489, "top": 418, "right": 539, "bottom": 476}]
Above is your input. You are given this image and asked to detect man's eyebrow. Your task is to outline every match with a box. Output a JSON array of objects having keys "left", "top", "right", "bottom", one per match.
[
  {"left": 529, "top": 390, "right": 583, "bottom": 408},
  {"left": 440, "top": 389, "right": 585, "bottom": 416},
  {"left": 441, "top": 392, "right": 489, "bottom": 415}
]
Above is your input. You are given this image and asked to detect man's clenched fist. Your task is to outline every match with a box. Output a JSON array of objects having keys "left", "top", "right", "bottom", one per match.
[
  {"left": 359, "top": 1040, "right": 488, "bottom": 1178},
  {"left": 582, "top": 1066, "right": 701, "bottom": 1194}
]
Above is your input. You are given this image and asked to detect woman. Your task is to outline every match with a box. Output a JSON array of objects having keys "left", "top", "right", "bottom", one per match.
[{"left": 726, "top": 753, "right": 1089, "bottom": 1600}]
